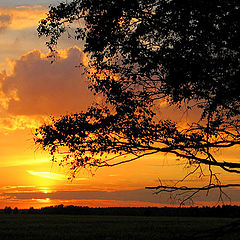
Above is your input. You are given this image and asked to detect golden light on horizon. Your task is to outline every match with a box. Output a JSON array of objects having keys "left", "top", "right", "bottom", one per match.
[
  {"left": 25, "top": 171, "right": 67, "bottom": 191},
  {"left": 32, "top": 198, "right": 51, "bottom": 203},
  {"left": 39, "top": 187, "right": 54, "bottom": 194}
]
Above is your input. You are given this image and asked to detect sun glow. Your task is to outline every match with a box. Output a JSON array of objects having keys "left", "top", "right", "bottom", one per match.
[
  {"left": 27, "top": 170, "right": 66, "bottom": 181},
  {"left": 26, "top": 170, "right": 67, "bottom": 189},
  {"left": 39, "top": 187, "right": 53, "bottom": 194},
  {"left": 32, "top": 198, "right": 51, "bottom": 203}
]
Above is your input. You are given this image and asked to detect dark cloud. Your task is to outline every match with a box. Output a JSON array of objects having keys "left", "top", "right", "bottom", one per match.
[
  {"left": 2, "top": 188, "right": 240, "bottom": 205},
  {"left": 1, "top": 189, "right": 166, "bottom": 203},
  {"left": 0, "top": 14, "right": 12, "bottom": 33}
]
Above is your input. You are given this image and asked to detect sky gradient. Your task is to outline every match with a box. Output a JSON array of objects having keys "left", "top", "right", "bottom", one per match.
[{"left": 0, "top": 0, "right": 239, "bottom": 209}]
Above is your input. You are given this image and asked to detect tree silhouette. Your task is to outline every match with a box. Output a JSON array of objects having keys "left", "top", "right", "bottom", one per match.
[
  {"left": 4, "top": 206, "right": 12, "bottom": 214},
  {"left": 36, "top": 0, "right": 240, "bottom": 203}
]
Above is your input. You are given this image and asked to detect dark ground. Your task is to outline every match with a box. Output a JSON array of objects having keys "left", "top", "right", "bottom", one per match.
[{"left": 0, "top": 215, "right": 239, "bottom": 240}]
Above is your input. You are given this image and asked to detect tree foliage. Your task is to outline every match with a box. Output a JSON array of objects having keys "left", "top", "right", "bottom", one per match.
[{"left": 36, "top": 0, "right": 240, "bottom": 202}]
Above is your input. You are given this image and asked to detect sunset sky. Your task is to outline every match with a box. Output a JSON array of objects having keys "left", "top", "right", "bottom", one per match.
[{"left": 0, "top": 0, "right": 239, "bottom": 209}]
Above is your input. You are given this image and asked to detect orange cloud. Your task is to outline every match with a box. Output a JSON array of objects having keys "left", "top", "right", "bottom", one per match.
[
  {"left": 3, "top": 46, "right": 92, "bottom": 115},
  {"left": 0, "top": 6, "right": 47, "bottom": 30},
  {"left": 0, "top": 46, "right": 93, "bottom": 130},
  {"left": 27, "top": 170, "right": 68, "bottom": 181},
  {"left": 32, "top": 197, "right": 51, "bottom": 203},
  {"left": 0, "top": 115, "right": 49, "bottom": 130},
  {"left": 0, "top": 14, "right": 12, "bottom": 33}
]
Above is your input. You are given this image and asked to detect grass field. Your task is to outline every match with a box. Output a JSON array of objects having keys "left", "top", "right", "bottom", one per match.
[{"left": 0, "top": 215, "right": 239, "bottom": 240}]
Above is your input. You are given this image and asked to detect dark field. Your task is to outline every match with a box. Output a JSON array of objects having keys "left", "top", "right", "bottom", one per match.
[{"left": 0, "top": 215, "right": 239, "bottom": 240}]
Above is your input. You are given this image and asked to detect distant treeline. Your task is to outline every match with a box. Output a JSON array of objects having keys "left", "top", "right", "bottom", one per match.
[{"left": 1, "top": 205, "right": 240, "bottom": 218}]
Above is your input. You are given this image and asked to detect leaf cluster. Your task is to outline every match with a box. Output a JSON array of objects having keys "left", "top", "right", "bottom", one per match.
[{"left": 36, "top": 0, "right": 240, "bottom": 190}]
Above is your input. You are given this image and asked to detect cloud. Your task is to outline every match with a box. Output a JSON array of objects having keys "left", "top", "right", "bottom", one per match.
[
  {"left": 0, "top": 6, "right": 46, "bottom": 30},
  {"left": 0, "top": 158, "right": 49, "bottom": 168},
  {"left": 1, "top": 185, "right": 240, "bottom": 208},
  {"left": 0, "top": 1, "right": 58, "bottom": 9},
  {"left": 0, "top": 14, "right": 12, "bottom": 33},
  {"left": 0, "top": 189, "right": 166, "bottom": 203},
  {"left": 0, "top": 115, "right": 49, "bottom": 131},
  {"left": 27, "top": 170, "right": 89, "bottom": 183},
  {"left": 27, "top": 170, "right": 69, "bottom": 181},
  {"left": 0, "top": 46, "right": 93, "bottom": 130},
  {"left": 1, "top": 188, "right": 240, "bottom": 205}
]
